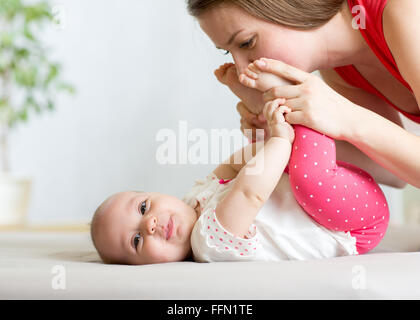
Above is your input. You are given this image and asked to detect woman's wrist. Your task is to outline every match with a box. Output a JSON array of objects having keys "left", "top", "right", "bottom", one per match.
[{"left": 341, "top": 102, "right": 373, "bottom": 143}]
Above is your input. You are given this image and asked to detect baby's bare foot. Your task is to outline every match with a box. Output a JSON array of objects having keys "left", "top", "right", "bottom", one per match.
[
  {"left": 214, "top": 63, "right": 236, "bottom": 85},
  {"left": 239, "top": 61, "right": 292, "bottom": 92},
  {"left": 214, "top": 63, "right": 264, "bottom": 114}
]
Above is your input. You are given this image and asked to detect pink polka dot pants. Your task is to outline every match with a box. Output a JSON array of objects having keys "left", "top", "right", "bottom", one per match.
[{"left": 287, "top": 125, "right": 389, "bottom": 254}]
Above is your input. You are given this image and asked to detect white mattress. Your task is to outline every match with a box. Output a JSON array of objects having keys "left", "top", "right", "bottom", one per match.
[{"left": 1, "top": 225, "right": 420, "bottom": 299}]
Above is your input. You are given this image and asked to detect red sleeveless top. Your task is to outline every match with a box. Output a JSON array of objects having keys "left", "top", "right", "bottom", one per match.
[{"left": 334, "top": 0, "right": 420, "bottom": 124}]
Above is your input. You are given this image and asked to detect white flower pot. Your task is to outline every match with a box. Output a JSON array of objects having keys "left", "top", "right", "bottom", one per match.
[{"left": 0, "top": 174, "right": 32, "bottom": 226}]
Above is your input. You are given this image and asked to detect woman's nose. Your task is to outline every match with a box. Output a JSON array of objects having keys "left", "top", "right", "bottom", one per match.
[
  {"left": 234, "top": 61, "right": 247, "bottom": 77},
  {"left": 232, "top": 54, "right": 253, "bottom": 76},
  {"left": 144, "top": 216, "right": 157, "bottom": 235}
]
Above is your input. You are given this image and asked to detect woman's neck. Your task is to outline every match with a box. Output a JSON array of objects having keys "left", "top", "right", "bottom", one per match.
[{"left": 318, "top": 2, "right": 374, "bottom": 69}]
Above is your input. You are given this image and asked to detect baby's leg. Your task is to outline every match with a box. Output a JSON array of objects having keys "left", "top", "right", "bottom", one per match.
[
  {"left": 214, "top": 63, "right": 265, "bottom": 115},
  {"left": 288, "top": 125, "right": 389, "bottom": 254},
  {"left": 215, "top": 62, "right": 293, "bottom": 115},
  {"left": 239, "top": 61, "right": 389, "bottom": 254}
]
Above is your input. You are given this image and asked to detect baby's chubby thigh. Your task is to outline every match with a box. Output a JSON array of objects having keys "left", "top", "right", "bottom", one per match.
[{"left": 288, "top": 126, "right": 389, "bottom": 235}]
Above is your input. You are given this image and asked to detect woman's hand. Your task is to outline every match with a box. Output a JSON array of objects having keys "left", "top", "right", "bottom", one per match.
[{"left": 255, "top": 58, "right": 360, "bottom": 140}]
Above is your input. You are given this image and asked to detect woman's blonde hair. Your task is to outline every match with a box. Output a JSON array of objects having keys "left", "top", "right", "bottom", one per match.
[{"left": 187, "top": 0, "right": 346, "bottom": 29}]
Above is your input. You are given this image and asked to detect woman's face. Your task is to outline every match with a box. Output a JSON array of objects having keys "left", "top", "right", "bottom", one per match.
[{"left": 198, "top": 4, "right": 323, "bottom": 76}]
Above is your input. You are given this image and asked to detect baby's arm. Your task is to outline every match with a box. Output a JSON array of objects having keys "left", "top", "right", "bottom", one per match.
[
  {"left": 215, "top": 101, "right": 294, "bottom": 237},
  {"left": 212, "top": 138, "right": 264, "bottom": 181}
]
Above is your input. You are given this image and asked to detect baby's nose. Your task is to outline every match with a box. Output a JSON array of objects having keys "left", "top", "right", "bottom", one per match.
[{"left": 146, "top": 216, "right": 157, "bottom": 235}]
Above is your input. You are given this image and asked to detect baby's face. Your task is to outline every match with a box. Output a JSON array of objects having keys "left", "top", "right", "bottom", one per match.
[{"left": 93, "top": 191, "right": 198, "bottom": 265}]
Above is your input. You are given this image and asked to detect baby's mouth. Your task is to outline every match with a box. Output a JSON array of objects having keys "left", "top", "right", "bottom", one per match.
[{"left": 166, "top": 217, "right": 173, "bottom": 240}]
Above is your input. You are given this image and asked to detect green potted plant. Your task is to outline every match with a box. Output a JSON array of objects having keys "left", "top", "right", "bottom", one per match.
[{"left": 0, "top": 0, "right": 74, "bottom": 226}]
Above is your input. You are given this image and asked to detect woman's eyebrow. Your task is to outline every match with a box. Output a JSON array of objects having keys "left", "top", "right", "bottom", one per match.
[
  {"left": 216, "top": 29, "right": 244, "bottom": 49},
  {"left": 226, "top": 29, "right": 244, "bottom": 46}
]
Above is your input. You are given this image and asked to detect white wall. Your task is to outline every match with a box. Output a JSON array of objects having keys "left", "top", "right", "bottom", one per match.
[{"left": 10, "top": 0, "right": 239, "bottom": 225}]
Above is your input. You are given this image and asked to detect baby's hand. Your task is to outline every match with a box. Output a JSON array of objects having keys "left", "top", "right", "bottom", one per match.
[{"left": 263, "top": 99, "right": 295, "bottom": 143}]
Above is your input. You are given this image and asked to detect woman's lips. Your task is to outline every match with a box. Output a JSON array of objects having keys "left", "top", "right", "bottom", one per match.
[{"left": 166, "top": 217, "right": 173, "bottom": 240}]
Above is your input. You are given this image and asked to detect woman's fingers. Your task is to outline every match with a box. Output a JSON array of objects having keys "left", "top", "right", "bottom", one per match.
[
  {"left": 284, "top": 110, "right": 305, "bottom": 125},
  {"left": 281, "top": 97, "right": 306, "bottom": 111},
  {"left": 263, "top": 85, "right": 301, "bottom": 103},
  {"left": 255, "top": 58, "right": 311, "bottom": 84}
]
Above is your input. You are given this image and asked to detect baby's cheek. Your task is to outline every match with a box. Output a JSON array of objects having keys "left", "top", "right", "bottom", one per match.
[{"left": 146, "top": 241, "right": 185, "bottom": 263}]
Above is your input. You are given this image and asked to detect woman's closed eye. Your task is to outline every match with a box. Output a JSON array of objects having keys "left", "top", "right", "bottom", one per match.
[
  {"left": 220, "top": 37, "right": 255, "bottom": 56},
  {"left": 239, "top": 37, "right": 255, "bottom": 49}
]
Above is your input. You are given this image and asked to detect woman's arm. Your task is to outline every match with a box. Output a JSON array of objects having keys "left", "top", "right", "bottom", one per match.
[
  {"left": 235, "top": 86, "right": 408, "bottom": 188},
  {"left": 319, "top": 68, "right": 408, "bottom": 188},
  {"left": 383, "top": 0, "right": 420, "bottom": 114},
  {"left": 215, "top": 103, "right": 293, "bottom": 237},
  {"left": 345, "top": 0, "right": 420, "bottom": 188},
  {"left": 250, "top": 58, "right": 420, "bottom": 188},
  {"left": 335, "top": 140, "right": 407, "bottom": 188},
  {"left": 347, "top": 106, "right": 420, "bottom": 188}
]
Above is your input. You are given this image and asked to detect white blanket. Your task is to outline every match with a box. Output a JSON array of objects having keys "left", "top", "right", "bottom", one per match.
[{"left": 1, "top": 225, "right": 420, "bottom": 299}]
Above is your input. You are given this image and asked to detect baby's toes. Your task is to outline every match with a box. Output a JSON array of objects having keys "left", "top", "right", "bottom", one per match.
[
  {"left": 214, "top": 65, "right": 225, "bottom": 77},
  {"left": 239, "top": 73, "right": 258, "bottom": 89},
  {"left": 248, "top": 62, "right": 262, "bottom": 75},
  {"left": 214, "top": 68, "right": 223, "bottom": 81},
  {"left": 244, "top": 67, "right": 259, "bottom": 80},
  {"left": 215, "top": 63, "right": 235, "bottom": 83}
]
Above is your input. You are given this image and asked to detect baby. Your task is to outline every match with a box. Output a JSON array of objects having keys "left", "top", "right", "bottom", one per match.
[{"left": 91, "top": 59, "right": 389, "bottom": 265}]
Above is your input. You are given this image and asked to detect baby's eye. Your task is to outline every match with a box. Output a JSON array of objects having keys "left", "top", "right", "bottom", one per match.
[
  {"left": 133, "top": 233, "right": 142, "bottom": 248},
  {"left": 139, "top": 201, "right": 147, "bottom": 215}
]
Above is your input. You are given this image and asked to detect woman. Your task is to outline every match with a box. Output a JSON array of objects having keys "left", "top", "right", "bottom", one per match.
[{"left": 187, "top": 0, "right": 420, "bottom": 188}]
